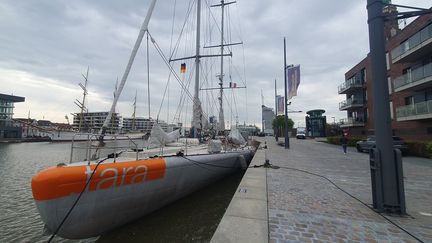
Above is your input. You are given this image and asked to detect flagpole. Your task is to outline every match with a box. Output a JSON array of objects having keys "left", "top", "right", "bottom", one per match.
[
  {"left": 274, "top": 79, "right": 278, "bottom": 140},
  {"left": 283, "top": 37, "right": 290, "bottom": 149},
  {"left": 274, "top": 79, "right": 277, "bottom": 115}
]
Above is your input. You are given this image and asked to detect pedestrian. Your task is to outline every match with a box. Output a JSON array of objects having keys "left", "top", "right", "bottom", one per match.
[{"left": 340, "top": 134, "right": 348, "bottom": 154}]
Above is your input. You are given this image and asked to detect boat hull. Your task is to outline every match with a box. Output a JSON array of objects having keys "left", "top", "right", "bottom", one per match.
[{"left": 31, "top": 150, "right": 254, "bottom": 239}]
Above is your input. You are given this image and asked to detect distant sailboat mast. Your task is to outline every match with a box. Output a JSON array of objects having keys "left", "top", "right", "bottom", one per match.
[
  {"left": 210, "top": 0, "right": 241, "bottom": 133},
  {"left": 74, "top": 67, "right": 89, "bottom": 133}
]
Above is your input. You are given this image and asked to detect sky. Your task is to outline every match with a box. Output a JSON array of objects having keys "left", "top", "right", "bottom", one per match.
[{"left": 1, "top": 0, "right": 430, "bottom": 129}]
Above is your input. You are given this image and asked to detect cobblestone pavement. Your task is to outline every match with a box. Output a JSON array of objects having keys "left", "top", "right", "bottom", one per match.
[{"left": 264, "top": 137, "right": 432, "bottom": 243}]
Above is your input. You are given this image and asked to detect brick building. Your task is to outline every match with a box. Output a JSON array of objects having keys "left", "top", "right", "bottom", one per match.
[{"left": 339, "top": 8, "right": 432, "bottom": 141}]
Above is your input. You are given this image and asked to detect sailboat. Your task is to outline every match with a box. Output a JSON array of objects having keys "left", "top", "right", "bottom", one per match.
[{"left": 31, "top": 0, "right": 256, "bottom": 239}]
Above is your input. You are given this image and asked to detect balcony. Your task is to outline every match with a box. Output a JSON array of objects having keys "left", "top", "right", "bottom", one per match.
[
  {"left": 339, "top": 117, "right": 365, "bottom": 128},
  {"left": 393, "top": 62, "right": 432, "bottom": 92},
  {"left": 339, "top": 98, "right": 364, "bottom": 111},
  {"left": 391, "top": 24, "right": 432, "bottom": 64},
  {"left": 396, "top": 100, "right": 432, "bottom": 121},
  {"left": 338, "top": 78, "right": 363, "bottom": 94}
]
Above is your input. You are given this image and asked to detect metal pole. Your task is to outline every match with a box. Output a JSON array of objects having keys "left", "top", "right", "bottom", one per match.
[
  {"left": 283, "top": 38, "right": 290, "bottom": 149},
  {"left": 100, "top": 0, "right": 157, "bottom": 136},
  {"left": 147, "top": 33, "right": 151, "bottom": 120},
  {"left": 367, "top": 0, "right": 402, "bottom": 211},
  {"left": 274, "top": 79, "right": 277, "bottom": 115},
  {"left": 192, "top": 0, "right": 202, "bottom": 138},
  {"left": 275, "top": 79, "right": 278, "bottom": 139},
  {"left": 218, "top": 0, "right": 225, "bottom": 132}
]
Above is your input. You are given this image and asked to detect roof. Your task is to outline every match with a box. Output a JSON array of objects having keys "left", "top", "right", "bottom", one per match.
[{"left": 0, "top": 93, "right": 25, "bottom": 102}]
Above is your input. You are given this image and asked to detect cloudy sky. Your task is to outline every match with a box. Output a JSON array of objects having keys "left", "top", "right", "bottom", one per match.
[{"left": 1, "top": 0, "right": 430, "bottom": 129}]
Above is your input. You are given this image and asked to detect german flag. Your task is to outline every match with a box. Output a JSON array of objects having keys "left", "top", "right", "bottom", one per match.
[{"left": 180, "top": 63, "right": 186, "bottom": 73}]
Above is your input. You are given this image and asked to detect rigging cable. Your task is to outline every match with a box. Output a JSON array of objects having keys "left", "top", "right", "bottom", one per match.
[
  {"left": 167, "top": 0, "right": 177, "bottom": 124},
  {"left": 146, "top": 32, "right": 151, "bottom": 119},
  {"left": 47, "top": 157, "right": 111, "bottom": 242},
  {"left": 148, "top": 32, "right": 210, "bottom": 121}
]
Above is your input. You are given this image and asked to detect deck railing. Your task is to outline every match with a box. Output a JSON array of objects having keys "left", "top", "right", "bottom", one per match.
[
  {"left": 339, "top": 98, "right": 364, "bottom": 110},
  {"left": 396, "top": 100, "right": 432, "bottom": 120},
  {"left": 394, "top": 62, "right": 432, "bottom": 90},
  {"left": 338, "top": 78, "right": 363, "bottom": 93},
  {"left": 69, "top": 133, "right": 139, "bottom": 163},
  {"left": 391, "top": 23, "right": 432, "bottom": 61}
]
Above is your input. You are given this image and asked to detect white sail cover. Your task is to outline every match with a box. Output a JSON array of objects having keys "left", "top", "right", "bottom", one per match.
[
  {"left": 228, "top": 127, "right": 246, "bottom": 145},
  {"left": 149, "top": 123, "right": 180, "bottom": 147}
]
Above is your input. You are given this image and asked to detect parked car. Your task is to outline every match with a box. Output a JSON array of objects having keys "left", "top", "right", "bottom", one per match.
[
  {"left": 296, "top": 132, "right": 306, "bottom": 139},
  {"left": 356, "top": 136, "right": 409, "bottom": 154}
]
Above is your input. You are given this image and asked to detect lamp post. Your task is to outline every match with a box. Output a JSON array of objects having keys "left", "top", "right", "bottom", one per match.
[
  {"left": 331, "top": 116, "right": 336, "bottom": 125},
  {"left": 283, "top": 37, "right": 290, "bottom": 149}
]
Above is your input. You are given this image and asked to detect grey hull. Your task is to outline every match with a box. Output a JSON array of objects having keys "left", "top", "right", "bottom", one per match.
[{"left": 35, "top": 150, "right": 254, "bottom": 239}]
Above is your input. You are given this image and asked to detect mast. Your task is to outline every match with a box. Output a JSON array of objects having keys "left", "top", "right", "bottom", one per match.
[
  {"left": 218, "top": 0, "right": 226, "bottom": 132},
  {"left": 170, "top": 0, "right": 240, "bottom": 137},
  {"left": 74, "top": 67, "right": 89, "bottom": 132},
  {"left": 191, "top": 0, "right": 202, "bottom": 137},
  {"left": 210, "top": 0, "right": 238, "bottom": 133},
  {"left": 99, "top": 0, "right": 157, "bottom": 137}
]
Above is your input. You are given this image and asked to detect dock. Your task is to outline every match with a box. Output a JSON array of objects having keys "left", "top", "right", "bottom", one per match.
[{"left": 211, "top": 137, "right": 432, "bottom": 242}]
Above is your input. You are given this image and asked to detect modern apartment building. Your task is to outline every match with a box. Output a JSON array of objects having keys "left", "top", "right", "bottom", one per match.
[
  {"left": 122, "top": 117, "right": 181, "bottom": 133},
  {"left": 72, "top": 112, "right": 121, "bottom": 134},
  {"left": 0, "top": 93, "right": 25, "bottom": 139},
  {"left": 339, "top": 10, "right": 432, "bottom": 140},
  {"left": 261, "top": 105, "right": 275, "bottom": 135}
]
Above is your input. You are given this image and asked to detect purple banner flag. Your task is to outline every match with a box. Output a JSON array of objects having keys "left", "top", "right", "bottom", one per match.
[
  {"left": 286, "top": 65, "right": 300, "bottom": 100},
  {"left": 277, "top": 96, "right": 284, "bottom": 115}
]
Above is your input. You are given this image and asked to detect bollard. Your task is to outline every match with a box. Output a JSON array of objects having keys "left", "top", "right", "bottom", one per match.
[{"left": 264, "top": 141, "right": 270, "bottom": 167}]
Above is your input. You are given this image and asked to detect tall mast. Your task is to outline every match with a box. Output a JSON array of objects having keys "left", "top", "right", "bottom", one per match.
[
  {"left": 191, "top": 0, "right": 202, "bottom": 137},
  {"left": 170, "top": 0, "right": 241, "bottom": 136},
  {"left": 218, "top": 0, "right": 226, "bottom": 132}
]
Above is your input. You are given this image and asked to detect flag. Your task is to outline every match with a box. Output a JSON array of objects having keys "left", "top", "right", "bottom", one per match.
[
  {"left": 277, "top": 96, "right": 284, "bottom": 114},
  {"left": 180, "top": 63, "right": 186, "bottom": 73},
  {"left": 229, "top": 82, "right": 237, "bottom": 88},
  {"left": 286, "top": 65, "right": 300, "bottom": 100}
]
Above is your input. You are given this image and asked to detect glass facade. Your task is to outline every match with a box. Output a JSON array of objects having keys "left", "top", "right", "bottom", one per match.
[{"left": 0, "top": 94, "right": 25, "bottom": 139}]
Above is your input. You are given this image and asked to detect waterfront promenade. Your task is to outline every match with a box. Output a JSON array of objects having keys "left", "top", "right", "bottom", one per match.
[{"left": 212, "top": 137, "right": 432, "bottom": 243}]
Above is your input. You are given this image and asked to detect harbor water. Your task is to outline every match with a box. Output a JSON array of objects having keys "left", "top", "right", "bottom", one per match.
[{"left": 0, "top": 141, "right": 244, "bottom": 242}]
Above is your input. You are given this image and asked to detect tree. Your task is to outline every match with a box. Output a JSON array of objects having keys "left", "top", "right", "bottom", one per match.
[{"left": 272, "top": 115, "right": 294, "bottom": 137}]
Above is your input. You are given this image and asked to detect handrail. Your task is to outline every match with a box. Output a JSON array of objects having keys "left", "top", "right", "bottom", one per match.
[{"left": 69, "top": 133, "right": 139, "bottom": 163}]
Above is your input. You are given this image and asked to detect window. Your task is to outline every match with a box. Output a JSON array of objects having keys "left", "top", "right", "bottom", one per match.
[
  {"left": 388, "top": 76, "right": 392, "bottom": 94},
  {"left": 390, "top": 101, "right": 394, "bottom": 120},
  {"left": 386, "top": 52, "right": 390, "bottom": 70},
  {"left": 403, "top": 67, "right": 412, "bottom": 82},
  {"left": 405, "top": 96, "right": 414, "bottom": 106}
]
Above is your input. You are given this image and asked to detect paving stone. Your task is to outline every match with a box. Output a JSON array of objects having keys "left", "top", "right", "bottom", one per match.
[{"left": 263, "top": 138, "right": 432, "bottom": 243}]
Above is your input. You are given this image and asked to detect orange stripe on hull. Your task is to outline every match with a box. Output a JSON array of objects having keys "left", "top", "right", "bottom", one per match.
[{"left": 32, "top": 158, "right": 166, "bottom": 201}]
